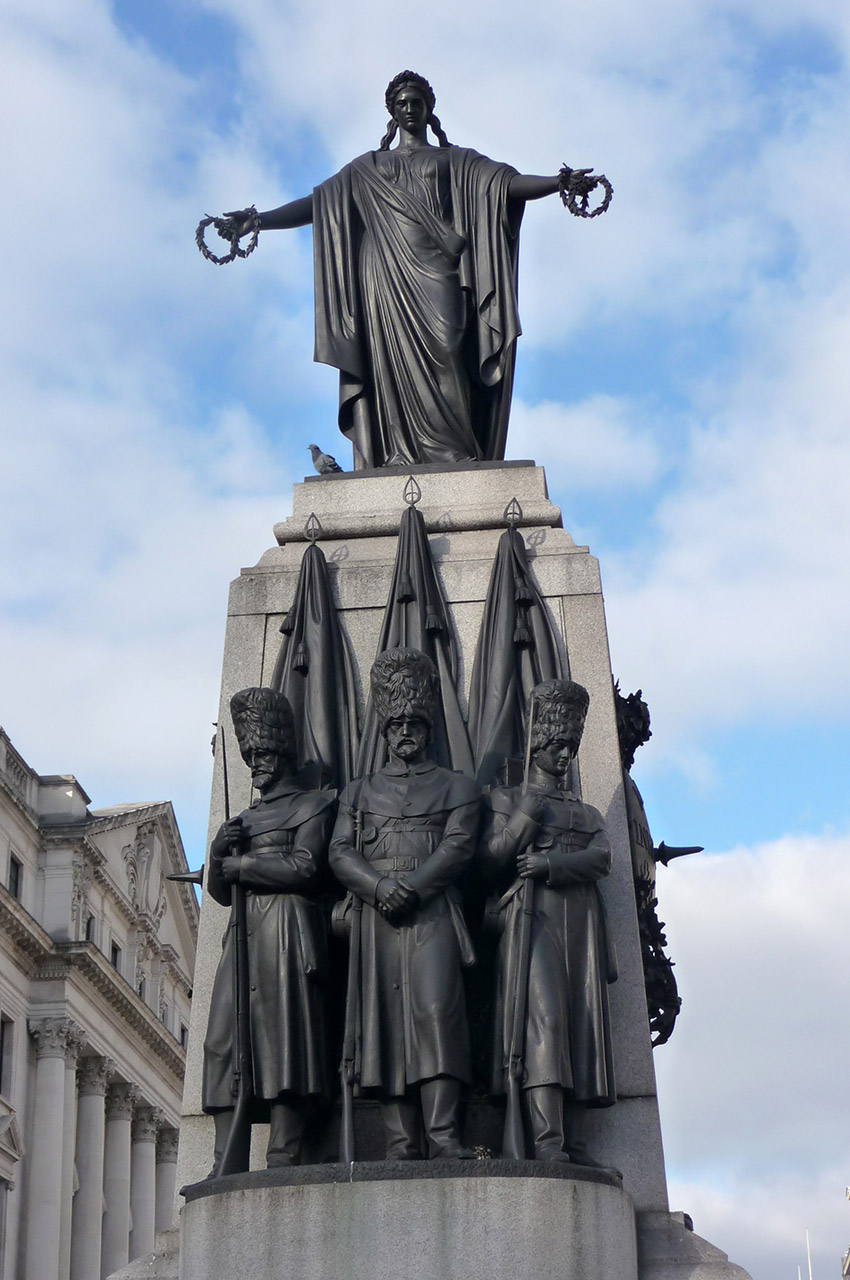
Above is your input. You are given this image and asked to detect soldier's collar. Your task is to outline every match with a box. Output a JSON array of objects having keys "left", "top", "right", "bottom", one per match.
[
  {"left": 250, "top": 776, "right": 302, "bottom": 804},
  {"left": 383, "top": 758, "right": 436, "bottom": 777}
]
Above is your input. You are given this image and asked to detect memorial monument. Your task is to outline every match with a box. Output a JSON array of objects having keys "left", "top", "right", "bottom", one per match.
[{"left": 131, "top": 69, "right": 754, "bottom": 1280}]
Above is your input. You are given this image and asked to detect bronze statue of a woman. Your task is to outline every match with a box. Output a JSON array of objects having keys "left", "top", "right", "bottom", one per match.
[{"left": 205, "top": 72, "right": 606, "bottom": 470}]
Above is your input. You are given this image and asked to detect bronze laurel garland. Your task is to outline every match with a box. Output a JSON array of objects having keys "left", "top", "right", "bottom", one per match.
[
  {"left": 559, "top": 165, "right": 613, "bottom": 219},
  {"left": 196, "top": 206, "right": 260, "bottom": 265}
]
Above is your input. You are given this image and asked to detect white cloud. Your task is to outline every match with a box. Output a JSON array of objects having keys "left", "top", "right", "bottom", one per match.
[
  {"left": 654, "top": 831, "right": 850, "bottom": 1276},
  {"left": 508, "top": 395, "right": 662, "bottom": 490}
]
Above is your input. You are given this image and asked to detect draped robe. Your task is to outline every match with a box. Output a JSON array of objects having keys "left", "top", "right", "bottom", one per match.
[{"left": 313, "top": 146, "right": 523, "bottom": 469}]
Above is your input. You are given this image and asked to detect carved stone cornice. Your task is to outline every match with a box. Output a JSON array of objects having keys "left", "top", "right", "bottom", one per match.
[
  {"left": 29, "top": 1017, "right": 76, "bottom": 1060},
  {"left": 156, "top": 1128, "right": 179, "bottom": 1163},
  {"left": 106, "top": 1082, "right": 140, "bottom": 1121},
  {"left": 38, "top": 943, "right": 187, "bottom": 1080},
  {"left": 132, "top": 1105, "right": 164, "bottom": 1143},
  {"left": 78, "top": 1056, "right": 115, "bottom": 1096},
  {"left": 0, "top": 886, "right": 54, "bottom": 974}
]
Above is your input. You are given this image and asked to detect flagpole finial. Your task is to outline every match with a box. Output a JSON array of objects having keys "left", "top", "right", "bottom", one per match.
[
  {"left": 304, "top": 512, "right": 323, "bottom": 543},
  {"left": 403, "top": 475, "right": 422, "bottom": 507},
  {"left": 504, "top": 497, "right": 523, "bottom": 526}
]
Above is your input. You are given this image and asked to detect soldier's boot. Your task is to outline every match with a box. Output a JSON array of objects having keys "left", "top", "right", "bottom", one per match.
[
  {"left": 206, "top": 1109, "right": 234, "bottom": 1179},
  {"left": 525, "top": 1085, "right": 571, "bottom": 1163},
  {"left": 563, "top": 1104, "right": 621, "bottom": 1178},
  {"left": 420, "top": 1076, "right": 473, "bottom": 1159},
  {"left": 381, "top": 1093, "right": 423, "bottom": 1160},
  {"left": 266, "top": 1101, "right": 304, "bottom": 1168}
]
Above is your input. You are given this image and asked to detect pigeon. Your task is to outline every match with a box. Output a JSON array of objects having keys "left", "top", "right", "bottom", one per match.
[{"left": 308, "top": 444, "right": 343, "bottom": 474}]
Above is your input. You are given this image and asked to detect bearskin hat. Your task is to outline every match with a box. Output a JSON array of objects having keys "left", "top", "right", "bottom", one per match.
[
  {"left": 530, "top": 679, "right": 590, "bottom": 755},
  {"left": 371, "top": 647, "right": 438, "bottom": 732},
  {"left": 230, "top": 687, "right": 296, "bottom": 763}
]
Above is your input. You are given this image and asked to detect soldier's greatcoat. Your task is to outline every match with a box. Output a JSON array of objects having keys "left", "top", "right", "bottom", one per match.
[
  {"left": 481, "top": 785, "right": 617, "bottom": 1105},
  {"left": 203, "top": 779, "right": 335, "bottom": 1112},
  {"left": 329, "top": 760, "right": 481, "bottom": 1096}
]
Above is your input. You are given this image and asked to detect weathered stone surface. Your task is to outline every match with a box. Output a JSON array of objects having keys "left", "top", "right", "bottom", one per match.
[
  {"left": 106, "top": 1229, "right": 179, "bottom": 1280},
  {"left": 273, "top": 461, "right": 563, "bottom": 543},
  {"left": 637, "top": 1212, "right": 753, "bottom": 1279},
  {"left": 180, "top": 1167, "right": 638, "bottom": 1280}
]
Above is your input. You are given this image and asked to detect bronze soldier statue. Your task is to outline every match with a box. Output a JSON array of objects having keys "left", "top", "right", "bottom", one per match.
[
  {"left": 329, "top": 648, "right": 481, "bottom": 1159},
  {"left": 481, "top": 679, "right": 619, "bottom": 1169},
  {"left": 203, "top": 687, "right": 335, "bottom": 1172}
]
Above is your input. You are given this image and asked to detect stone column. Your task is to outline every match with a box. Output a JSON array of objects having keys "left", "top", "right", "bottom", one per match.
[
  {"left": 25, "top": 1018, "right": 73, "bottom": 1280},
  {"left": 70, "top": 1057, "right": 114, "bottom": 1280},
  {"left": 129, "top": 1106, "right": 162, "bottom": 1261},
  {"left": 154, "top": 1129, "right": 179, "bottom": 1235},
  {"left": 59, "top": 1025, "right": 85, "bottom": 1280},
  {"left": 100, "top": 1082, "right": 139, "bottom": 1280}
]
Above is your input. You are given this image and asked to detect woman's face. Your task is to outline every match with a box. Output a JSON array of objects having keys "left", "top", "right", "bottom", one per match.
[{"left": 392, "top": 84, "right": 429, "bottom": 134}]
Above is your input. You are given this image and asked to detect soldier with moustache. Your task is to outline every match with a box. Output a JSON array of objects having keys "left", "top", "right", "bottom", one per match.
[
  {"left": 329, "top": 648, "right": 481, "bottom": 1160},
  {"left": 480, "top": 679, "right": 619, "bottom": 1170},
  {"left": 203, "top": 687, "right": 335, "bottom": 1172}
]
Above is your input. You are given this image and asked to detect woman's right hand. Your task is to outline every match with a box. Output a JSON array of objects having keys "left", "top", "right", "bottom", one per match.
[{"left": 215, "top": 208, "right": 257, "bottom": 242}]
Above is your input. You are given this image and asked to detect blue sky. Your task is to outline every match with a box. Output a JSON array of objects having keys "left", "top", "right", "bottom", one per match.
[{"left": 2, "top": 0, "right": 849, "bottom": 1274}]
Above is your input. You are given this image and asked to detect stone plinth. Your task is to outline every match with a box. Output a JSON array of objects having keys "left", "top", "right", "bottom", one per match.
[
  {"left": 178, "top": 461, "right": 664, "bottom": 1209},
  {"left": 180, "top": 1163, "right": 638, "bottom": 1280},
  {"left": 174, "top": 459, "right": 752, "bottom": 1279}
]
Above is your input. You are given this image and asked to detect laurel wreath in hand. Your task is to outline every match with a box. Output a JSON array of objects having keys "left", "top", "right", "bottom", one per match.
[
  {"left": 195, "top": 205, "right": 261, "bottom": 265},
  {"left": 559, "top": 166, "right": 613, "bottom": 219}
]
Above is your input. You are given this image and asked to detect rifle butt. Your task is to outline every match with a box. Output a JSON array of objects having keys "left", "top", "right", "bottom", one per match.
[
  {"left": 339, "top": 1081, "right": 355, "bottom": 1164},
  {"left": 217, "top": 1093, "right": 253, "bottom": 1177},
  {"left": 502, "top": 1076, "right": 526, "bottom": 1160}
]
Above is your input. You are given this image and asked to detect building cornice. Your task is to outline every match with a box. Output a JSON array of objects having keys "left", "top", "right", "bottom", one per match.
[
  {"left": 35, "top": 942, "right": 187, "bottom": 1081},
  {"left": 0, "top": 884, "right": 55, "bottom": 973}
]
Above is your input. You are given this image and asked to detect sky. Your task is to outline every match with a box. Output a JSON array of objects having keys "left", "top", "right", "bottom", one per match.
[{"left": 2, "top": 0, "right": 849, "bottom": 1274}]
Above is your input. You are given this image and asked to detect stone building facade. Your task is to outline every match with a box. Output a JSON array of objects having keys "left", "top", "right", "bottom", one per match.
[{"left": 0, "top": 726, "right": 198, "bottom": 1280}]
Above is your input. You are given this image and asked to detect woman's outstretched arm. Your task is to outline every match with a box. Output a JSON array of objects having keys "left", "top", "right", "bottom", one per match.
[
  {"left": 508, "top": 166, "right": 600, "bottom": 204},
  {"left": 257, "top": 196, "right": 313, "bottom": 229},
  {"left": 216, "top": 195, "right": 313, "bottom": 241}
]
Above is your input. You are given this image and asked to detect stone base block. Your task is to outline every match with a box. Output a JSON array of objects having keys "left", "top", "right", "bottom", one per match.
[
  {"left": 273, "top": 460, "right": 563, "bottom": 542},
  {"left": 180, "top": 1162, "right": 638, "bottom": 1280},
  {"left": 106, "top": 1229, "right": 178, "bottom": 1280},
  {"left": 637, "top": 1212, "right": 753, "bottom": 1279}
]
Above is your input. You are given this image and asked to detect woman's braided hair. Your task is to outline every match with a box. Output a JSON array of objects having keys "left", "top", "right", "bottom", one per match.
[{"left": 379, "top": 71, "right": 452, "bottom": 151}]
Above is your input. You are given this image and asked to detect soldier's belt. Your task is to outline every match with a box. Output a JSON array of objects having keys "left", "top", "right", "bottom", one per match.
[{"left": 369, "top": 856, "right": 423, "bottom": 872}]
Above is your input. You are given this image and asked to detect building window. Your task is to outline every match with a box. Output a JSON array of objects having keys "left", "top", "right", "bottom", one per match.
[
  {"left": 137, "top": 978, "right": 146, "bottom": 1002},
  {"left": 0, "top": 1017, "right": 12, "bottom": 1097},
  {"left": 110, "top": 942, "right": 122, "bottom": 973},
  {"left": 85, "top": 915, "right": 96, "bottom": 943},
  {"left": 7, "top": 856, "right": 21, "bottom": 901},
  {"left": 180, "top": 1023, "right": 189, "bottom": 1049}
]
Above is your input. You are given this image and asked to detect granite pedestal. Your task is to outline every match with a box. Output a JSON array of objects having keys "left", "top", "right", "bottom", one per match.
[{"left": 161, "top": 460, "right": 751, "bottom": 1280}]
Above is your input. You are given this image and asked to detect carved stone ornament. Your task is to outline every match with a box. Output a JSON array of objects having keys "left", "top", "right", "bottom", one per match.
[
  {"left": 29, "top": 1017, "right": 77, "bottom": 1060},
  {"left": 105, "top": 1081, "right": 141, "bottom": 1121},
  {"left": 156, "top": 1127, "right": 179, "bottom": 1163},
  {"left": 78, "top": 1056, "right": 116, "bottom": 1096},
  {"left": 64, "top": 1022, "right": 86, "bottom": 1065},
  {"left": 132, "top": 1105, "right": 164, "bottom": 1143},
  {"left": 123, "top": 821, "right": 165, "bottom": 920}
]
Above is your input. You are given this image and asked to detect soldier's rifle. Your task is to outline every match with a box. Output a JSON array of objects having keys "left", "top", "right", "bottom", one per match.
[
  {"left": 339, "top": 808, "right": 363, "bottom": 1164},
  {"left": 217, "top": 723, "right": 255, "bottom": 1177},
  {"left": 502, "top": 693, "right": 537, "bottom": 1161}
]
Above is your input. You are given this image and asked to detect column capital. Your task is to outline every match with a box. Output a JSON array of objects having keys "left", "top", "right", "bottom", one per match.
[
  {"left": 78, "top": 1055, "right": 115, "bottom": 1096},
  {"left": 105, "top": 1081, "right": 140, "bottom": 1120},
  {"left": 132, "top": 1105, "right": 164, "bottom": 1144},
  {"left": 64, "top": 1022, "right": 86, "bottom": 1066},
  {"left": 156, "top": 1127, "right": 179, "bottom": 1164},
  {"left": 28, "top": 1016, "right": 76, "bottom": 1060}
]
